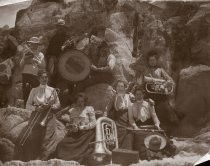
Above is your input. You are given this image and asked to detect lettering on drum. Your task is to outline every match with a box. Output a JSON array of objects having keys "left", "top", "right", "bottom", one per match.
[
  {"left": 58, "top": 50, "right": 91, "bottom": 81},
  {"left": 65, "top": 56, "right": 85, "bottom": 74}
]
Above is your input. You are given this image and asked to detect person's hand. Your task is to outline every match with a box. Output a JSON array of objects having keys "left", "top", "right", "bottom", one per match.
[
  {"left": 79, "top": 125, "right": 86, "bottom": 130},
  {"left": 61, "top": 114, "right": 70, "bottom": 122},
  {"left": 148, "top": 98, "right": 155, "bottom": 106},
  {"left": 61, "top": 45, "right": 65, "bottom": 51},
  {"left": 156, "top": 125, "right": 161, "bottom": 130},
  {"left": 90, "top": 64, "right": 98, "bottom": 71},
  {"left": 41, "top": 103, "right": 51, "bottom": 111},
  {"left": 133, "top": 125, "right": 139, "bottom": 130},
  {"left": 71, "top": 124, "right": 79, "bottom": 132}
]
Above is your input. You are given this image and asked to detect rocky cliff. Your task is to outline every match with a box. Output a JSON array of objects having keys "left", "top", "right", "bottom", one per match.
[
  {"left": 1, "top": 0, "right": 210, "bottom": 165},
  {"left": 10, "top": 0, "right": 210, "bottom": 139}
]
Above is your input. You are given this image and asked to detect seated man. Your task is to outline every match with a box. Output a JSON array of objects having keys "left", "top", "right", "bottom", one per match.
[
  {"left": 18, "top": 70, "right": 61, "bottom": 161},
  {"left": 56, "top": 93, "right": 96, "bottom": 164}
]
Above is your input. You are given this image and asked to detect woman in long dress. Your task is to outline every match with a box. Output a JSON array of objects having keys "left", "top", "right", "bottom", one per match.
[
  {"left": 108, "top": 80, "right": 134, "bottom": 149},
  {"left": 128, "top": 86, "right": 163, "bottom": 159},
  {"left": 56, "top": 93, "right": 96, "bottom": 163},
  {"left": 128, "top": 86, "right": 160, "bottom": 130}
]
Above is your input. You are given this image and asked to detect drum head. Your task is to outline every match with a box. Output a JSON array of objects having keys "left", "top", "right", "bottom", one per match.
[{"left": 58, "top": 50, "right": 90, "bottom": 82}]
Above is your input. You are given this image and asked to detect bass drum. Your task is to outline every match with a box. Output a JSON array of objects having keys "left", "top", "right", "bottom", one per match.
[
  {"left": 58, "top": 50, "right": 91, "bottom": 82},
  {"left": 133, "top": 128, "right": 167, "bottom": 160}
]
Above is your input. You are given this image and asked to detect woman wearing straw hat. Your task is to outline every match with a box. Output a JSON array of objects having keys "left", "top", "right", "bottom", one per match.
[{"left": 19, "top": 36, "right": 46, "bottom": 106}]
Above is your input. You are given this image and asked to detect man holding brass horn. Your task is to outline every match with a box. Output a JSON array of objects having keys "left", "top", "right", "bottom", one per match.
[
  {"left": 19, "top": 36, "right": 46, "bottom": 106},
  {"left": 18, "top": 70, "right": 60, "bottom": 161}
]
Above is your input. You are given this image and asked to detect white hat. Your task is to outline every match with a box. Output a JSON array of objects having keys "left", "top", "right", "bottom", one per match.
[
  {"left": 57, "top": 19, "right": 65, "bottom": 26},
  {"left": 27, "top": 37, "right": 40, "bottom": 44}
]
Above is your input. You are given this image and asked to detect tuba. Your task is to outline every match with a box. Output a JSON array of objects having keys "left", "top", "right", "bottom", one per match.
[
  {"left": 92, "top": 117, "right": 118, "bottom": 161},
  {"left": 144, "top": 76, "right": 173, "bottom": 95}
]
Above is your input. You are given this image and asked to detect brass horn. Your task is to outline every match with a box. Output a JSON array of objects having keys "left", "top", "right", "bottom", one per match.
[
  {"left": 40, "top": 88, "right": 60, "bottom": 127},
  {"left": 91, "top": 117, "right": 118, "bottom": 161}
]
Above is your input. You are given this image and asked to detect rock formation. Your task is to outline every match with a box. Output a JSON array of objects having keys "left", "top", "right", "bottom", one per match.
[{"left": 1, "top": 0, "right": 210, "bottom": 165}]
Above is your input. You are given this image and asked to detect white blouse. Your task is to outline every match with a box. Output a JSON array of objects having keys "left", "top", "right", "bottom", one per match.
[
  {"left": 64, "top": 106, "right": 96, "bottom": 130},
  {"left": 26, "top": 85, "right": 60, "bottom": 111},
  {"left": 114, "top": 93, "right": 132, "bottom": 111},
  {"left": 128, "top": 100, "right": 160, "bottom": 127}
]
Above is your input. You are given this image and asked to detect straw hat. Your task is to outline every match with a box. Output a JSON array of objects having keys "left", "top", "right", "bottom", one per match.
[{"left": 144, "top": 134, "right": 167, "bottom": 151}]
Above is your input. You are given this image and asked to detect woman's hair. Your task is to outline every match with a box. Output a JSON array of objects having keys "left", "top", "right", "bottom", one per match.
[
  {"left": 74, "top": 92, "right": 88, "bottom": 106},
  {"left": 98, "top": 41, "right": 109, "bottom": 52},
  {"left": 113, "top": 79, "right": 128, "bottom": 90},
  {"left": 90, "top": 25, "right": 106, "bottom": 37},
  {"left": 146, "top": 49, "right": 160, "bottom": 63},
  {"left": 133, "top": 86, "right": 145, "bottom": 96},
  {"left": 38, "top": 70, "right": 48, "bottom": 78}
]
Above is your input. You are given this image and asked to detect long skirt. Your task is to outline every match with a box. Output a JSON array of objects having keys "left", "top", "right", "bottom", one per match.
[
  {"left": 117, "top": 126, "right": 134, "bottom": 150},
  {"left": 56, "top": 129, "right": 95, "bottom": 163},
  {"left": 17, "top": 111, "right": 45, "bottom": 161},
  {"left": 17, "top": 112, "right": 65, "bottom": 161}
]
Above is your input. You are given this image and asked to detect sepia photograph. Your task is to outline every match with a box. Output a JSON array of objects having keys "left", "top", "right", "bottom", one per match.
[{"left": 0, "top": 0, "right": 210, "bottom": 165}]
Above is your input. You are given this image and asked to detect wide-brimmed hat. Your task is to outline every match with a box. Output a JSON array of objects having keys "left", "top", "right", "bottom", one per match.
[
  {"left": 144, "top": 134, "right": 167, "bottom": 151},
  {"left": 56, "top": 19, "right": 65, "bottom": 26},
  {"left": 27, "top": 37, "right": 40, "bottom": 44}
]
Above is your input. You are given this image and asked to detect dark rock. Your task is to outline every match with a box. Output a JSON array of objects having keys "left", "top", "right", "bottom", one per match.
[
  {"left": 0, "top": 138, "right": 15, "bottom": 163},
  {"left": 174, "top": 65, "right": 210, "bottom": 137}
]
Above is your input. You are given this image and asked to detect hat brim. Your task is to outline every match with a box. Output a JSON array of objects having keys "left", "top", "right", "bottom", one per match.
[
  {"left": 144, "top": 134, "right": 167, "bottom": 151},
  {"left": 27, "top": 41, "right": 40, "bottom": 44}
]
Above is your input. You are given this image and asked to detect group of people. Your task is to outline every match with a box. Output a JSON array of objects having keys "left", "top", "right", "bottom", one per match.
[{"left": 0, "top": 19, "right": 177, "bottom": 164}]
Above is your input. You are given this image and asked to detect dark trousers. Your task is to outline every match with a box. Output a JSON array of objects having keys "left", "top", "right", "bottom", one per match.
[{"left": 22, "top": 73, "right": 39, "bottom": 107}]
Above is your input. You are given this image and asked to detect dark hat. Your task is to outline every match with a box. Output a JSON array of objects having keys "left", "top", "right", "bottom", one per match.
[{"left": 144, "top": 134, "right": 167, "bottom": 151}]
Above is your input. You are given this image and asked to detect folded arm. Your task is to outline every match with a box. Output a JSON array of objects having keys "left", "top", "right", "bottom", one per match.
[
  {"left": 149, "top": 103, "right": 160, "bottom": 129},
  {"left": 128, "top": 104, "right": 138, "bottom": 129}
]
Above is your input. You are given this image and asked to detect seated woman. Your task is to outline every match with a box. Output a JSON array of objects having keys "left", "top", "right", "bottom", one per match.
[
  {"left": 128, "top": 86, "right": 161, "bottom": 130},
  {"left": 128, "top": 86, "right": 169, "bottom": 160},
  {"left": 108, "top": 80, "right": 134, "bottom": 149},
  {"left": 56, "top": 93, "right": 96, "bottom": 163}
]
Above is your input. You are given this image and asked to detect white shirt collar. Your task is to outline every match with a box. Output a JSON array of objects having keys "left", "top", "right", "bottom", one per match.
[{"left": 39, "top": 84, "right": 47, "bottom": 89}]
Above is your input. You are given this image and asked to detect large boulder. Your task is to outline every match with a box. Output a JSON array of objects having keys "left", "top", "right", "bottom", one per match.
[
  {"left": 174, "top": 65, "right": 210, "bottom": 137},
  {"left": 187, "top": 3, "right": 210, "bottom": 66},
  {"left": 0, "top": 107, "right": 31, "bottom": 142},
  {"left": 85, "top": 83, "right": 115, "bottom": 113}
]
